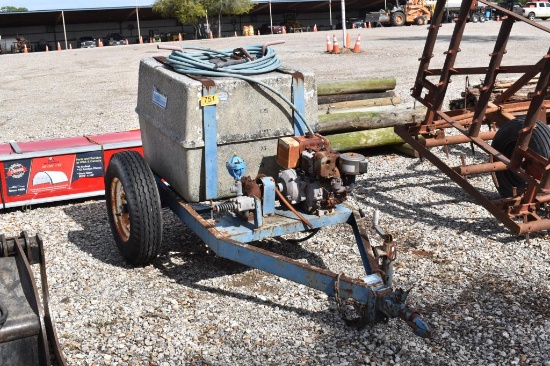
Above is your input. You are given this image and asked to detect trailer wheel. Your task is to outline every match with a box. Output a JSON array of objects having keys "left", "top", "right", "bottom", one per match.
[
  {"left": 105, "top": 151, "right": 163, "bottom": 265},
  {"left": 390, "top": 11, "right": 406, "bottom": 26},
  {"left": 471, "top": 13, "right": 480, "bottom": 23},
  {"left": 491, "top": 118, "right": 550, "bottom": 198}
]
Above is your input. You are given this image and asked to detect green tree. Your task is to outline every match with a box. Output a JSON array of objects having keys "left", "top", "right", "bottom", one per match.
[
  {"left": 209, "top": 0, "right": 255, "bottom": 38},
  {"left": 152, "top": 0, "right": 255, "bottom": 39},
  {"left": 153, "top": 0, "right": 206, "bottom": 39},
  {"left": 0, "top": 6, "right": 28, "bottom": 12}
]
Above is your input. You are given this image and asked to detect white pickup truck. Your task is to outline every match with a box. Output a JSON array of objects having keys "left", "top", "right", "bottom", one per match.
[{"left": 522, "top": 1, "right": 550, "bottom": 20}]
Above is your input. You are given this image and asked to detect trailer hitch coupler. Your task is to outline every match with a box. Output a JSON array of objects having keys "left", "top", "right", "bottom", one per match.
[
  {"left": 400, "top": 310, "right": 432, "bottom": 338},
  {"left": 377, "top": 289, "right": 432, "bottom": 338}
]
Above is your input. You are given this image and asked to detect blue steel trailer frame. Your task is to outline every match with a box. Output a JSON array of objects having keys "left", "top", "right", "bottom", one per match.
[{"left": 155, "top": 175, "right": 431, "bottom": 338}]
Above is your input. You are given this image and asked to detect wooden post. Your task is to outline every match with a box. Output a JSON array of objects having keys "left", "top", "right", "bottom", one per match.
[
  {"left": 317, "top": 105, "right": 427, "bottom": 133},
  {"left": 326, "top": 127, "right": 406, "bottom": 151},
  {"left": 317, "top": 77, "right": 397, "bottom": 95}
]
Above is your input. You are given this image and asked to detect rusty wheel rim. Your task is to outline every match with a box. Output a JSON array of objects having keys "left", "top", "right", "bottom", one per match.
[{"left": 110, "top": 177, "right": 130, "bottom": 242}]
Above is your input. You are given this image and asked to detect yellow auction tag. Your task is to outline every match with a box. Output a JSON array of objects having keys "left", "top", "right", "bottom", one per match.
[{"left": 200, "top": 94, "right": 219, "bottom": 107}]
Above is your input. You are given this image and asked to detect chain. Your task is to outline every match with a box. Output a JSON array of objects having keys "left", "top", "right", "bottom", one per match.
[
  {"left": 333, "top": 273, "right": 369, "bottom": 329},
  {"left": 334, "top": 273, "right": 344, "bottom": 313}
]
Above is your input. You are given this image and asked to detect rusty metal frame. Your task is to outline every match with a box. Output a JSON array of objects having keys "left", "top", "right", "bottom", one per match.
[{"left": 394, "top": 0, "right": 550, "bottom": 235}]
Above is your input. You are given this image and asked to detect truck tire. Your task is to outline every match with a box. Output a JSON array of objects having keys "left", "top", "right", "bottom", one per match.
[
  {"left": 491, "top": 118, "right": 550, "bottom": 198},
  {"left": 105, "top": 151, "right": 163, "bottom": 265},
  {"left": 471, "top": 13, "right": 480, "bottom": 23},
  {"left": 391, "top": 11, "right": 406, "bottom": 26},
  {"left": 480, "top": 14, "right": 486, "bottom": 22},
  {"left": 528, "top": 12, "right": 535, "bottom": 21}
]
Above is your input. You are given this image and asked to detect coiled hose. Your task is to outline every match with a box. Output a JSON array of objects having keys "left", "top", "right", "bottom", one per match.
[{"left": 164, "top": 44, "right": 314, "bottom": 134}]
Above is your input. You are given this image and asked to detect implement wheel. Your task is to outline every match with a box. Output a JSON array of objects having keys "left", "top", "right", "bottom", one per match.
[
  {"left": 105, "top": 151, "right": 163, "bottom": 265},
  {"left": 491, "top": 118, "right": 550, "bottom": 198}
]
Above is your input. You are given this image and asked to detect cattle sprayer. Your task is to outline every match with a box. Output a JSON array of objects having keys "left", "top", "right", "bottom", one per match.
[{"left": 104, "top": 42, "right": 431, "bottom": 337}]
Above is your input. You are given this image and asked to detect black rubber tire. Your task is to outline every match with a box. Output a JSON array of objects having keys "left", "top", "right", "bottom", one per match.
[
  {"left": 390, "top": 11, "right": 406, "bottom": 26},
  {"left": 528, "top": 12, "right": 535, "bottom": 21},
  {"left": 105, "top": 151, "right": 163, "bottom": 265},
  {"left": 415, "top": 16, "right": 426, "bottom": 26},
  {"left": 480, "top": 15, "right": 486, "bottom": 22},
  {"left": 471, "top": 13, "right": 480, "bottom": 23},
  {"left": 491, "top": 118, "right": 550, "bottom": 198}
]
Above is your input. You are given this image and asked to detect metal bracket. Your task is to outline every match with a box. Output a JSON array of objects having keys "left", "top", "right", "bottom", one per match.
[
  {"left": 278, "top": 68, "right": 308, "bottom": 136},
  {"left": 259, "top": 176, "right": 276, "bottom": 216}
]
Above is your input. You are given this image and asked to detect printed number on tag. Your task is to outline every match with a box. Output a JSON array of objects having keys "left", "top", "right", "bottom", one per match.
[{"left": 200, "top": 94, "right": 219, "bottom": 107}]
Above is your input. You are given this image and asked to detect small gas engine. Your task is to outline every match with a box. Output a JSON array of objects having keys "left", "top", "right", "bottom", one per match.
[{"left": 220, "top": 132, "right": 367, "bottom": 218}]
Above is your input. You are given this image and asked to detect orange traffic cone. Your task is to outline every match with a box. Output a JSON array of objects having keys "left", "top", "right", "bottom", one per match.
[
  {"left": 258, "top": 29, "right": 260, "bottom": 36},
  {"left": 69, "top": 44, "right": 72, "bottom": 50},
  {"left": 45, "top": 45, "right": 49, "bottom": 52},
  {"left": 313, "top": 24, "right": 317, "bottom": 32},
  {"left": 352, "top": 23, "right": 356, "bottom": 29},
  {"left": 282, "top": 26, "right": 286, "bottom": 34},
  {"left": 346, "top": 32, "right": 351, "bottom": 48},
  {"left": 332, "top": 34, "right": 340, "bottom": 54},
  {"left": 99, "top": 38, "right": 103, "bottom": 47},
  {"left": 139, "top": 36, "right": 143, "bottom": 44},
  {"left": 178, "top": 33, "right": 183, "bottom": 41},
  {"left": 125, "top": 39, "right": 128, "bottom": 45},
  {"left": 326, "top": 34, "right": 333, "bottom": 52},
  {"left": 368, "top": 22, "right": 372, "bottom": 29},
  {"left": 57, "top": 42, "right": 61, "bottom": 51},
  {"left": 496, "top": 15, "right": 500, "bottom": 21},
  {"left": 353, "top": 34, "right": 361, "bottom": 53},
  {"left": 23, "top": 44, "right": 28, "bottom": 53},
  {"left": 209, "top": 30, "right": 213, "bottom": 39},
  {"left": 234, "top": 31, "right": 238, "bottom": 37}
]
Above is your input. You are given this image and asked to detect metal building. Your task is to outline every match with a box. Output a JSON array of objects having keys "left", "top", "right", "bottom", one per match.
[{"left": 0, "top": 0, "right": 383, "bottom": 52}]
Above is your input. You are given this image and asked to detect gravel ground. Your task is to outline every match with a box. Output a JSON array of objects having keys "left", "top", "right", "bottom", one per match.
[{"left": 1, "top": 21, "right": 549, "bottom": 365}]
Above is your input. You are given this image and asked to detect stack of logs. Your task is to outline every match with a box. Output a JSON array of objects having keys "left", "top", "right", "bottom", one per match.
[{"left": 316, "top": 77, "right": 426, "bottom": 155}]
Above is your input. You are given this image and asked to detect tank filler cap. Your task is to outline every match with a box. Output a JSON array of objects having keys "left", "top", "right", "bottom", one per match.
[{"left": 226, "top": 154, "right": 246, "bottom": 180}]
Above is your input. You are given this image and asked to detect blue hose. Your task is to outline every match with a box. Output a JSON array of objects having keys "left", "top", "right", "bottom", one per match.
[{"left": 166, "top": 45, "right": 314, "bottom": 134}]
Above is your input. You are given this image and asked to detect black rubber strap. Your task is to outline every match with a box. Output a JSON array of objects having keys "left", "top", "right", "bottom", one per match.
[{"left": 0, "top": 301, "right": 8, "bottom": 328}]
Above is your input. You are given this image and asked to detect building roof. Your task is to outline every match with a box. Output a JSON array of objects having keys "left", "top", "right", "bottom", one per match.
[
  {"left": 0, "top": 1, "right": 384, "bottom": 28},
  {"left": 0, "top": 7, "right": 158, "bottom": 28}
]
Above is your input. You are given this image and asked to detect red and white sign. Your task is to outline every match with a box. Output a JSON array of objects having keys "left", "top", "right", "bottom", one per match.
[{"left": 0, "top": 130, "right": 142, "bottom": 209}]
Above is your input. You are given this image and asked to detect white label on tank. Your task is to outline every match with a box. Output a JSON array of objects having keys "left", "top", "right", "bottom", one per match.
[
  {"left": 218, "top": 92, "right": 228, "bottom": 101},
  {"left": 152, "top": 87, "right": 167, "bottom": 109}
]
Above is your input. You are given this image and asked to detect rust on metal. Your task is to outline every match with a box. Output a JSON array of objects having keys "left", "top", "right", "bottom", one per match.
[
  {"left": 397, "top": 0, "right": 550, "bottom": 234},
  {"left": 110, "top": 177, "right": 131, "bottom": 243}
]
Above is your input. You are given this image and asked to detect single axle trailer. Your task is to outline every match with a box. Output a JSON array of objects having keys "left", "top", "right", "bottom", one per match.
[{"left": 104, "top": 46, "right": 431, "bottom": 338}]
